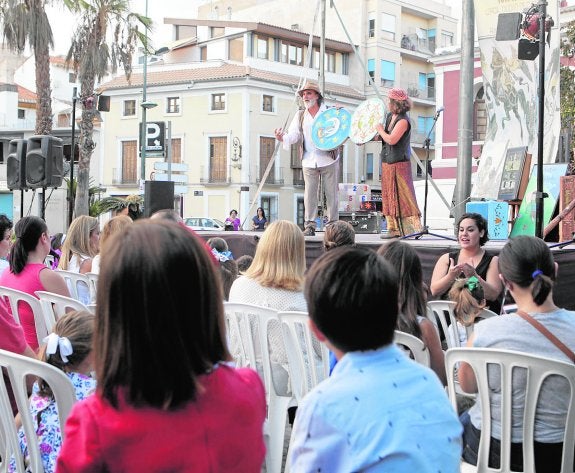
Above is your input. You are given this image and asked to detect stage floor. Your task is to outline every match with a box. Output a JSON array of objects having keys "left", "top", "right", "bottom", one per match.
[{"left": 197, "top": 231, "right": 575, "bottom": 311}]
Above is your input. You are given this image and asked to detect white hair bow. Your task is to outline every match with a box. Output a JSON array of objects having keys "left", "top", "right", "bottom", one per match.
[{"left": 43, "top": 333, "right": 74, "bottom": 363}]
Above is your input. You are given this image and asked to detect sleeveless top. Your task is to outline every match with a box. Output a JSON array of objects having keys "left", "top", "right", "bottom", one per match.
[
  {"left": 445, "top": 249, "right": 502, "bottom": 315},
  {"left": 380, "top": 112, "right": 411, "bottom": 164}
]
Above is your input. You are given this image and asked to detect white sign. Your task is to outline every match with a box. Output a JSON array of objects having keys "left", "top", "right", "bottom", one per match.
[
  {"left": 154, "top": 173, "right": 188, "bottom": 184},
  {"left": 174, "top": 185, "right": 188, "bottom": 195},
  {"left": 153, "top": 162, "right": 188, "bottom": 172}
]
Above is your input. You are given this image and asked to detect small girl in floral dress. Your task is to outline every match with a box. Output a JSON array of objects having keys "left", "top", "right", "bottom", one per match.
[{"left": 10, "top": 311, "right": 96, "bottom": 473}]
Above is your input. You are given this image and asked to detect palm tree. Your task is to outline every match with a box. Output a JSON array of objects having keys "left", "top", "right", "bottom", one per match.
[
  {"left": 64, "top": 0, "right": 148, "bottom": 216},
  {"left": 0, "top": 0, "right": 54, "bottom": 134}
]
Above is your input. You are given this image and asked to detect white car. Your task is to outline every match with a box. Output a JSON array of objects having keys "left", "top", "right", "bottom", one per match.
[{"left": 185, "top": 217, "right": 226, "bottom": 231}]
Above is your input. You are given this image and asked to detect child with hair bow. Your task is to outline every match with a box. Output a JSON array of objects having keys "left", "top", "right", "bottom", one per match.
[
  {"left": 448, "top": 275, "right": 486, "bottom": 346},
  {"left": 10, "top": 311, "right": 95, "bottom": 473}
]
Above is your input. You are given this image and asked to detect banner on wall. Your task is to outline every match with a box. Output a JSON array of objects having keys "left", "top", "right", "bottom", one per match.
[{"left": 471, "top": 0, "right": 561, "bottom": 200}]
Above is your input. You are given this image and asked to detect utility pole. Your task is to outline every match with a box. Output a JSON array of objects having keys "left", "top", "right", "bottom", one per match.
[{"left": 319, "top": 0, "right": 326, "bottom": 95}]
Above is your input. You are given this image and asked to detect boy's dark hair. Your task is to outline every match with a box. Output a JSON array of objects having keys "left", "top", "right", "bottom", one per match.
[
  {"left": 96, "top": 221, "right": 230, "bottom": 409},
  {"left": 11, "top": 216, "right": 47, "bottom": 274},
  {"left": 305, "top": 246, "right": 398, "bottom": 352},
  {"left": 236, "top": 254, "right": 254, "bottom": 273},
  {"left": 0, "top": 214, "right": 13, "bottom": 239}
]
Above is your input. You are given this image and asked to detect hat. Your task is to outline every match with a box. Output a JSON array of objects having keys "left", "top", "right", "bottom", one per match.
[
  {"left": 298, "top": 80, "right": 323, "bottom": 97},
  {"left": 388, "top": 88, "right": 409, "bottom": 101}
]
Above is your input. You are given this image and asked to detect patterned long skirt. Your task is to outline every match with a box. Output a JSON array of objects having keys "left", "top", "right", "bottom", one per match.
[{"left": 381, "top": 161, "right": 422, "bottom": 236}]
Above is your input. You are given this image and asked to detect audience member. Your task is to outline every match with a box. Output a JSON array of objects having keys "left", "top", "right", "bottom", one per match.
[
  {"left": 378, "top": 240, "right": 446, "bottom": 384},
  {"left": 150, "top": 209, "right": 183, "bottom": 224},
  {"left": 0, "top": 214, "right": 13, "bottom": 274},
  {"left": 459, "top": 236, "right": 575, "bottom": 472},
  {"left": 91, "top": 216, "right": 133, "bottom": 274},
  {"left": 225, "top": 209, "right": 240, "bottom": 231},
  {"left": 0, "top": 216, "right": 69, "bottom": 350},
  {"left": 10, "top": 311, "right": 96, "bottom": 473},
  {"left": 49, "top": 232, "right": 65, "bottom": 270},
  {"left": 57, "top": 221, "right": 266, "bottom": 472},
  {"left": 447, "top": 275, "right": 486, "bottom": 346},
  {"left": 236, "top": 254, "right": 253, "bottom": 274},
  {"left": 323, "top": 220, "right": 355, "bottom": 251},
  {"left": 206, "top": 237, "right": 238, "bottom": 300},
  {"left": 57, "top": 216, "right": 100, "bottom": 274},
  {"left": 290, "top": 246, "right": 462, "bottom": 471},
  {"left": 251, "top": 207, "right": 268, "bottom": 231},
  {"left": 430, "top": 212, "right": 502, "bottom": 313}
]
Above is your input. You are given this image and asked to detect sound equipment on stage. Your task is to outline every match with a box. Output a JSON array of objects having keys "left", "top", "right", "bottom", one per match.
[
  {"left": 7, "top": 139, "right": 27, "bottom": 190},
  {"left": 495, "top": 13, "right": 522, "bottom": 41},
  {"left": 349, "top": 98, "right": 385, "bottom": 144},
  {"left": 339, "top": 211, "right": 382, "bottom": 234},
  {"left": 518, "top": 38, "right": 539, "bottom": 60},
  {"left": 25, "top": 135, "right": 64, "bottom": 189},
  {"left": 144, "top": 180, "right": 174, "bottom": 217},
  {"left": 311, "top": 107, "right": 351, "bottom": 150}
]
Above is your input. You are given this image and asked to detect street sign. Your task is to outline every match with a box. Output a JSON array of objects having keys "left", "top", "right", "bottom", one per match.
[
  {"left": 153, "top": 162, "right": 189, "bottom": 172},
  {"left": 140, "top": 121, "right": 165, "bottom": 153},
  {"left": 174, "top": 185, "right": 188, "bottom": 195},
  {"left": 154, "top": 173, "right": 188, "bottom": 184}
]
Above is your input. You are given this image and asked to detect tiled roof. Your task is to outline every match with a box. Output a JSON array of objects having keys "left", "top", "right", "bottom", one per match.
[
  {"left": 99, "top": 62, "right": 364, "bottom": 100},
  {"left": 18, "top": 85, "right": 37, "bottom": 104}
]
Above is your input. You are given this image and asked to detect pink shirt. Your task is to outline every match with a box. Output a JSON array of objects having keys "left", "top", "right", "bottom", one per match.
[
  {"left": 0, "top": 263, "right": 47, "bottom": 350},
  {"left": 0, "top": 301, "right": 27, "bottom": 354}
]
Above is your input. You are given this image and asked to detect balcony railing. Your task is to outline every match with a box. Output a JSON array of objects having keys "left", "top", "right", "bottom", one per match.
[
  {"left": 112, "top": 168, "right": 137, "bottom": 186},
  {"left": 292, "top": 168, "right": 305, "bottom": 187},
  {"left": 400, "top": 33, "right": 435, "bottom": 55},
  {"left": 406, "top": 84, "right": 435, "bottom": 100},
  {"left": 199, "top": 165, "right": 231, "bottom": 184},
  {"left": 255, "top": 166, "right": 285, "bottom": 185}
]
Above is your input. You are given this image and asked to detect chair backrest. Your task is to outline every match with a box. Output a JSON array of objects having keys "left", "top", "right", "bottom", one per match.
[
  {"left": 277, "top": 311, "right": 329, "bottom": 401},
  {"left": 35, "top": 291, "right": 90, "bottom": 334},
  {"left": 394, "top": 330, "right": 430, "bottom": 367},
  {"left": 55, "top": 270, "right": 90, "bottom": 304},
  {"left": 427, "top": 300, "right": 498, "bottom": 349},
  {"left": 0, "top": 349, "right": 76, "bottom": 473},
  {"left": 0, "top": 286, "right": 48, "bottom": 345},
  {"left": 84, "top": 272, "right": 98, "bottom": 304},
  {"left": 445, "top": 348, "right": 575, "bottom": 473}
]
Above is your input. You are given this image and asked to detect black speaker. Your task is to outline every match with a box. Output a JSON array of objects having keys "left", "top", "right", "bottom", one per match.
[
  {"left": 7, "top": 139, "right": 27, "bottom": 190},
  {"left": 25, "top": 135, "right": 64, "bottom": 189},
  {"left": 144, "top": 180, "right": 175, "bottom": 217},
  {"left": 496, "top": 13, "right": 522, "bottom": 41},
  {"left": 97, "top": 95, "right": 110, "bottom": 112},
  {"left": 518, "top": 38, "right": 539, "bottom": 60}
]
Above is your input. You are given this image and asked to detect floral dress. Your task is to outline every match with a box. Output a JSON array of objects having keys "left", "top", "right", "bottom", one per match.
[{"left": 9, "top": 372, "right": 96, "bottom": 473}]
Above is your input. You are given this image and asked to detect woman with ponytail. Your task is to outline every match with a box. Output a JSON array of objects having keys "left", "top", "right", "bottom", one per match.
[
  {"left": 0, "top": 217, "right": 69, "bottom": 350},
  {"left": 458, "top": 236, "right": 575, "bottom": 472}
]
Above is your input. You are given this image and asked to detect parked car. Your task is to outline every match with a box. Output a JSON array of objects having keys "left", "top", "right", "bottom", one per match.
[{"left": 185, "top": 217, "right": 226, "bottom": 231}]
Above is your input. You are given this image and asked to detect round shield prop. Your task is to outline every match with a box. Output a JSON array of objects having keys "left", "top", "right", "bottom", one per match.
[
  {"left": 349, "top": 98, "right": 386, "bottom": 144},
  {"left": 311, "top": 107, "right": 352, "bottom": 151}
]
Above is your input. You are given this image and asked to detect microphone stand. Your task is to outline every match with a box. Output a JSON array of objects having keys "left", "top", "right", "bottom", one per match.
[{"left": 402, "top": 109, "right": 456, "bottom": 241}]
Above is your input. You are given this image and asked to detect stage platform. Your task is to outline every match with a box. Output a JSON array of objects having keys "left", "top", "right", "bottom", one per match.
[{"left": 197, "top": 231, "right": 575, "bottom": 310}]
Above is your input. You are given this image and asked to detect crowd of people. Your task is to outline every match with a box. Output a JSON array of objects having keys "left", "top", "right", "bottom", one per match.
[{"left": 0, "top": 204, "right": 570, "bottom": 472}]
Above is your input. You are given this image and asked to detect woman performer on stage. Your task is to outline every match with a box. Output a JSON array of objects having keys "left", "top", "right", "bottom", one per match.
[{"left": 375, "top": 88, "right": 422, "bottom": 238}]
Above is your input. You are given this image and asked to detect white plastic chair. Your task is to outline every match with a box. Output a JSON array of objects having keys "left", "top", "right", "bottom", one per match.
[
  {"left": 224, "top": 302, "right": 293, "bottom": 473},
  {"left": 428, "top": 300, "right": 498, "bottom": 348},
  {"left": 394, "top": 330, "right": 431, "bottom": 367},
  {"left": 55, "top": 270, "right": 90, "bottom": 304},
  {"left": 35, "top": 291, "right": 90, "bottom": 334},
  {"left": 0, "top": 286, "right": 48, "bottom": 345},
  {"left": 0, "top": 349, "right": 76, "bottom": 473},
  {"left": 445, "top": 348, "right": 575, "bottom": 473},
  {"left": 84, "top": 272, "right": 98, "bottom": 304}
]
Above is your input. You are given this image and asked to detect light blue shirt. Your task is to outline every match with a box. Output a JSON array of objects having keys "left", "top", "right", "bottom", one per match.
[{"left": 290, "top": 344, "right": 462, "bottom": 472}]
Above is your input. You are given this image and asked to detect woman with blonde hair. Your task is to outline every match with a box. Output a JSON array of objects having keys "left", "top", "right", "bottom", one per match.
[
  {"left": 228, "top": 220, "right": 307, "bottom": 394},
  {"left": 58, "top": 216, "right": 100, "bottom": 274},
  {"left": 91, "top": 216, "right": 132, "bottom": 274}
]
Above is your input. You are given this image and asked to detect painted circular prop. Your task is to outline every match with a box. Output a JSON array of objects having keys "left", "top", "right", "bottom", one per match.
[
  {"left": 349, "top": 98, "right": 386, "bottom": 144},
  {"left": 311, "top": 107, "right": 352, "bottom": 151}
]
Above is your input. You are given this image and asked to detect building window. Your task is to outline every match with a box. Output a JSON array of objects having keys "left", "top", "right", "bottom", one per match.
[
  {"left": 381, "top": 13, "right": 396, "bottom": 41},
  {"left": 366, "top": 153, "right": 374, "bottom": 180},
  {"left": 68, "top": 72, "right": 77, "bottom": 83},
  {"left": 281, "top": 41, "right": 303, "bottom": 66},
  {"left": 326, "top": 52, "right": 336, "bottom": 73},
  {"left": 209, "top": 136, "right": 227, "bottom": 182},
  {"left": 367, "top": 59, "right": 375, "bottom": 81},
  {"left": 170, "top": 138, "right": 182, "bottom": 163},
  {"left": 166, "top": 96, "right": 180, "bottom": 114},
  {"left": 342, "top": 53, "right": 349, "bottom": 75},
  {"left": 262, "top": 94, "right": 274, "bottom": 113},
  {"left": 380, "top": 60, "right": 395, "bottom": 87},
  {"left": 17, "top": 109, "right": 25, "bottom": 119},
  {"left": 441, "top": 31, "right": 454, "bottom": 48},
  {"left": 229, "top": 37, "right": 243, "bottom": 61},
  {"left": 123, "top": 100, "right": 136, "bottom": 117},
  {"left": 256, "top": 36, "right": 268, "bottom": 59},
  {"left": 200, "top": 46, "right": 207, "bottom": 61},
  {"left": 121, "top": 140, "right": 137, "bottom": 184},
  {"left": 368, "top": 13, "right": 375, "bottom": 38},
  {"left": 259, "top": 137, "right": 276, "bottom": 184},
  {"left": 211, "top": 93, "right": 226, "bottom": 111}
]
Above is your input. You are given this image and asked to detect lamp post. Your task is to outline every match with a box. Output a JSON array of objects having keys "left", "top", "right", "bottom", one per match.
[{"left": 68, "top": 87, "right": 78, "bottom": 226}]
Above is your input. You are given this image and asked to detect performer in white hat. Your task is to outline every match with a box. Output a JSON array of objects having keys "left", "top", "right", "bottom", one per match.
[{"left": 274, "top": 80, "right": 340, "bottom": 237}]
